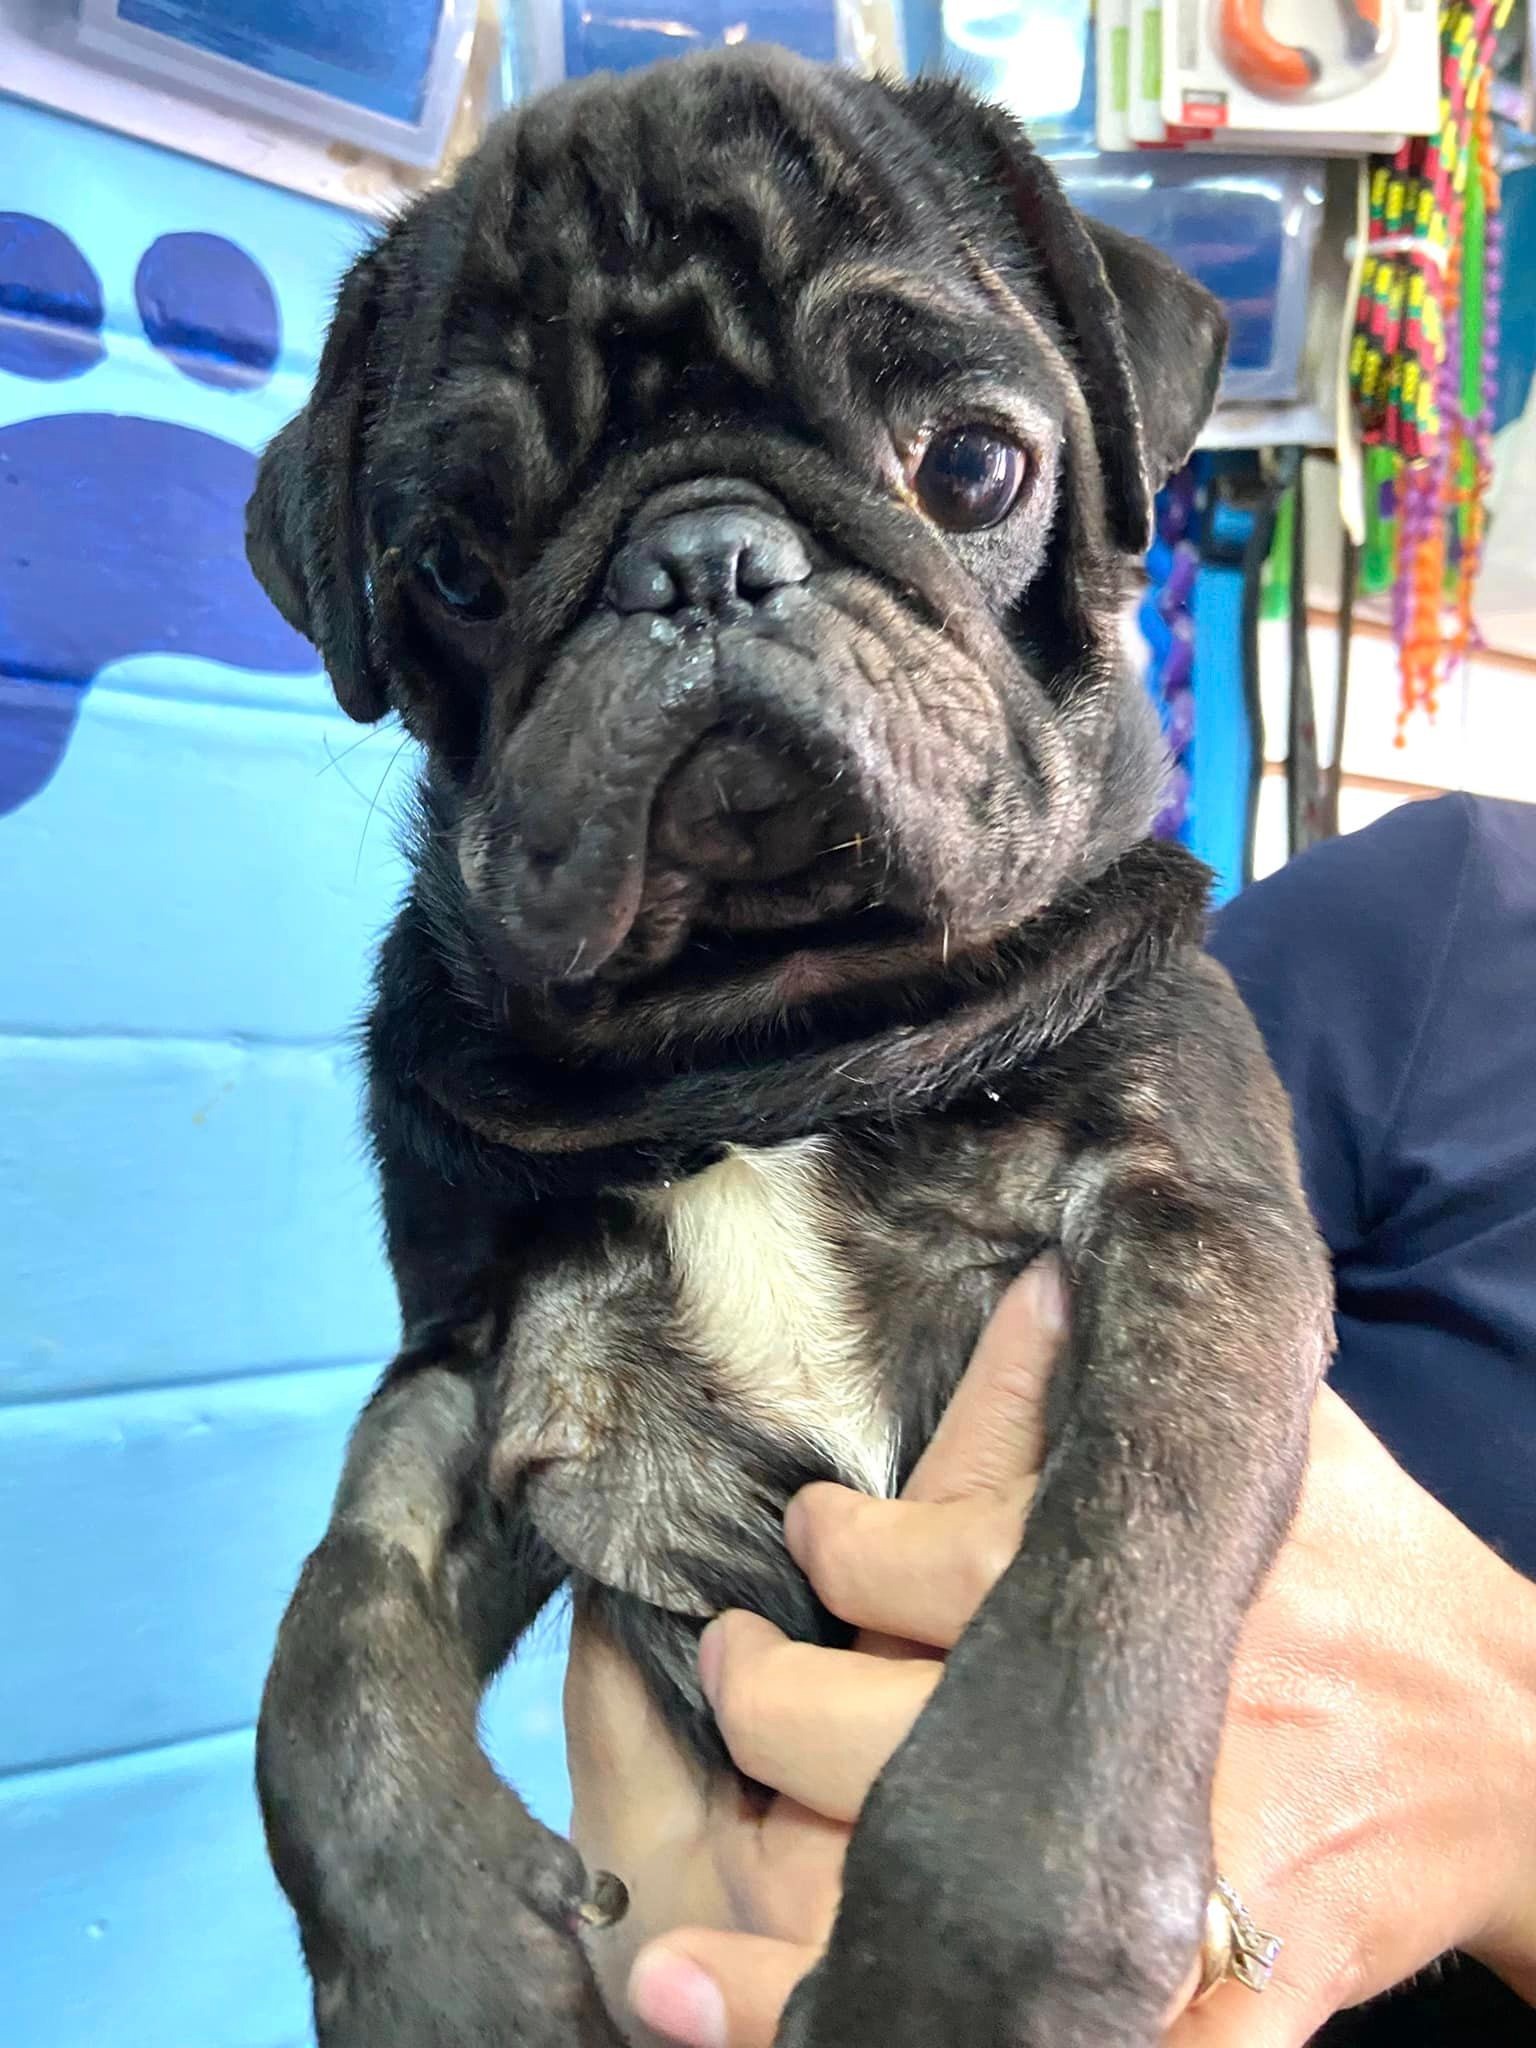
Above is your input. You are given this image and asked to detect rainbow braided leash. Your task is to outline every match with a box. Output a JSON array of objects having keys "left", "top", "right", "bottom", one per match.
[{"left": 1349, "top": 0, "right": 1514, "bottom": 739}]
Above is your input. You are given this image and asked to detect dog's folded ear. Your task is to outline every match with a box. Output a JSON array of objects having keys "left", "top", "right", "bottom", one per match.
[
  {"left": 1078, "top": 214, "right": 1228, "bottom": 525},
  {"left": 246, "top": 250, "right": 390, "bottom": 723},
  {"left": 892, "top": 80, "right": 1227, "bottom": 556}
]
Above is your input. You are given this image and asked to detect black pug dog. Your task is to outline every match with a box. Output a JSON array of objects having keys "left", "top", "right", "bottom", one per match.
[{"left": 247, "top": 45, "right": 1333, "bottom": 2048}]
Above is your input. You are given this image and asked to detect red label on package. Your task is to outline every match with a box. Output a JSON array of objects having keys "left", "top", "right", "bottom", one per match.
[{"left": 1180, "top": 90, "right": 1229, "bottom": 125}]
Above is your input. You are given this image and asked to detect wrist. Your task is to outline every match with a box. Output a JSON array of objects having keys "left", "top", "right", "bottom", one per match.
[{"left": 1467, "top": 1558, "right": 1536, "bottom": 2003}]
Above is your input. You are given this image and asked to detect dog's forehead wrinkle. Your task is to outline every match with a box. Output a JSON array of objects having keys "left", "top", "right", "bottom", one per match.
[
  {"left": 483, "top": 66, "right": 890, "bottom": 274},
  {"left": 605, "top": 257, "right": 778, "bottom": 388},
  {"left": 446, "top": 63, "right": 1001, "bottom": 396}
]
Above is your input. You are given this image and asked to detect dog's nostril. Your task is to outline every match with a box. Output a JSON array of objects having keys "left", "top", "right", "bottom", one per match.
[
  {"left": 734, "top": 538, "right": 803, "bottom": 597},
  {"left": 607, "top": 505, "right": 811, "bottom": 617},
  {"left": 606, "top": 552, "right": 678, "bottom": 616}
]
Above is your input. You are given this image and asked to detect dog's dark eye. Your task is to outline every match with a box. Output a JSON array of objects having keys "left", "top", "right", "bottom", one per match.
[
  {"left": 416, "top": 530, "right": 505, "bottom": 621},
  {"left": 912, "top": 428, "right": 1029, "bottom": 532}
]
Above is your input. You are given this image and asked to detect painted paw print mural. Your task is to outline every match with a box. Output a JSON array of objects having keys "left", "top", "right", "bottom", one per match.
[{"left": 0, "top": 214, "right": 318, "bottom": 816}]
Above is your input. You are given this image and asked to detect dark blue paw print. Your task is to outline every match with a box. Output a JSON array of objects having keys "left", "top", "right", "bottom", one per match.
[{"left": 0, "top": 214, "right": 319, "bottom": 817}]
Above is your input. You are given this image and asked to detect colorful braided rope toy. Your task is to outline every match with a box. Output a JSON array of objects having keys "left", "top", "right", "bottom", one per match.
[
  {"left": 1141, "top": 470, "right": 1199, "bottom": 841},
  {"left": 1349, "top": 0, "right": 1514, "bottom": 740}
]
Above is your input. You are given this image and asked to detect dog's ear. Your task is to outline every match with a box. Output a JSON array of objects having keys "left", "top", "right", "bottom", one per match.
[
  {"left": 1077, "top": 214, "right": 1227, "bottom": 524},
  {"left": 246, "top": 249, "right": 389, "bottom": 723},
  {"left": 892, "top": 81, "right": 1226, "bottom": 554}
]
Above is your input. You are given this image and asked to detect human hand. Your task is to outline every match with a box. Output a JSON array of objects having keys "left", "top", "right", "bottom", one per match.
[
  {"left": 564, "top": 1257, "right": 1065, "bottom": 2043},
  {"left": 571, "top": 1275, "right": 1536, "bottom": 2047}
]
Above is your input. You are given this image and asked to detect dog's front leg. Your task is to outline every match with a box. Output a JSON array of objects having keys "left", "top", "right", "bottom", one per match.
[
  {"left": 782, "top": 1019, "right": 1333, "bottom": 2047},
  {"left": 258, "top": 1317, "right": 626, "bottom": 2048}
]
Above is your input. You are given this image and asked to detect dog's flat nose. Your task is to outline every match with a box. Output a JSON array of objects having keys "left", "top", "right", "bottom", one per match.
[{"left": 607, "top": 506, "right": 811, "bottom": 615}]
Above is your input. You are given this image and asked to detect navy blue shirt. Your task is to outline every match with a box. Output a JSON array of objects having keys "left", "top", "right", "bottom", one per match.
[
  {"left": 1209, "top": 794, "right": 1536, "bottom": 2043},
  {"left": 1209, "top": 793, "right": 1536, "bottom": 1580}
]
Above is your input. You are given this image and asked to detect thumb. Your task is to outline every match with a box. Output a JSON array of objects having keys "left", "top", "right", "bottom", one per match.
[
  {"left": 903, "top": 1254, "right": 1068, "bottom": 1505},
  {"left": 628, "top": 1931, "right": 815, "bottom": 2048}
]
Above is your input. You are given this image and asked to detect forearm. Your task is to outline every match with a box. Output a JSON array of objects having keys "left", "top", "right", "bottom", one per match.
[{"left": 1470, "top": 1556, "right": 1536, "bottom": 2002}]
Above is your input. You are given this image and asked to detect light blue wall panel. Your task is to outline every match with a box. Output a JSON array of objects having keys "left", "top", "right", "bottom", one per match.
[
  {"left": 2, "top": 1732, "right": 316, "bottom": 2048},
  {"left": 1, "top": 1662, "right": 574, "bottom": 2048},
  {"left": 3, "top": 674, "right": 421, "bottom": 1043},
  {"left": 0, "top": 90, "right": 573, "bottom": 2048},
  {"left": 1, "top": 1039, "right": 395, "bottom": 1399},
  {"left": 0, "top": 1345, "right": 575, "bottom": 1781},
  {"left": 0, "top": 1361, "right": 380, "bottom": 1773}
]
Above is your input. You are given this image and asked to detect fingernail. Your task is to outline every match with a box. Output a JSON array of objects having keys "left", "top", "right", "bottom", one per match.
[
  {"left": 629, "top": 1943, "right": 729, "bottom": 2048},
  {"left": 696, "top": 1617, "right": 725, "bottom": 1706},
  {"left": 1029, "top": 1256, "right": 1068, "bottom": 1338}
]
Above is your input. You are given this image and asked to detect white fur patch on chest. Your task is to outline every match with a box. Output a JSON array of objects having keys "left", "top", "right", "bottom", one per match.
[{"left": 650, "top": 1138, "right": 897, "bottom": 1498}]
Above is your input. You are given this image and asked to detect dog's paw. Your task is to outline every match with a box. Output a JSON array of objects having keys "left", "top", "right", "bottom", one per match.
[
  {"left": 258, "top": 1536, "right": 632, "bottom": 2048},
  {"left": 777, "top": 1935, "right": 1173, "bottom": 2048},
  {"left": 777, "top": 1950, "right": 1169, "bottom": 2048},
  {"left": 0, "top": 213, "right": 316, "bottom": 816},
  {"left": 300, "top": 1810, "right": 631, "bottom": 2048},
  {"left": 773, "top": 1774, "right": 1200, "bottom": 2048}
]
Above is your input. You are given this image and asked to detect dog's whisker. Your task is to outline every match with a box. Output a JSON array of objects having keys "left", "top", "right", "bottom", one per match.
[
  {"left": 317, "top": 718, "right": 397, "bottom": 781},
  {"left": 353, "top": 734, "right": 414, "bottom": 882},
  {"left": 321, "top": 757, "right": 375, "bottom": 811}
]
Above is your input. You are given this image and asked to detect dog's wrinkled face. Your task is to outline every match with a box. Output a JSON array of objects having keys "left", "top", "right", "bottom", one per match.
[{"left": 248, "top": 50, "right": 1225, "bottom": 1016}]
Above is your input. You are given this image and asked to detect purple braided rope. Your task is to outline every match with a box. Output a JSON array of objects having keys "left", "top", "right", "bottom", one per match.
[
  {"left": 1146, "top": 466, "right": 1199, "bottom": 840},
  {"left": 1467, "top": 8, "right": 1504, "bottom": 654},
  {"left": 1396, "top": 275, "right": 1461, "bottom": 687},
  {"left": 1392, "top": 256, "right": 1440, "bottom": 653},
  {"left": 1476, "top": 0, "right": 1503, "bottom": 464},
  {"left": 1481, "top": 194, "right": 1503, "bottom": 455}
]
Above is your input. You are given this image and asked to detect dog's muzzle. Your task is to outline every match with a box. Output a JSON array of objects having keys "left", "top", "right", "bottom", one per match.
[{"left": 461, "top": 489, "right": 871, "bottom": 985}]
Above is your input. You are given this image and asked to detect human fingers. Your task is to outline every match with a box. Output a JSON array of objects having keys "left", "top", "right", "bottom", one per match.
[
  {"left": 783, "top": 1485, "right": 1029, "bottom": 1648},
  {"left": 1167, "top": 1974, "right": 1318, "bottom": 2048},
  {"left": 699, "top": 1610, "right": 939, "bottom": 1821},
  {"left": 901, "top": 1254, "right": 1068, "bottom": 1504},
  {"left": 628, "top": 1930, "right": 816, "bottom": 2048}
]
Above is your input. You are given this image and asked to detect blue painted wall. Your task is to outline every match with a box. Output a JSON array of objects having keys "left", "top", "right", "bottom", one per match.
[{"left": 0, "top": 94, "right": 571, "bottom": 2048}]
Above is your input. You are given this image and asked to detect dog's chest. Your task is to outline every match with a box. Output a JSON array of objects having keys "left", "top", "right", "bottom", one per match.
[
  {"left": 648, "top": 1139, "right": 896, "bottom": 1498},
  {"left": 497, "top": 1135, "right": 904, "bottom": 1612},
  {"left": 496, "top": 1119, "right": 1062, "bottom": 1614}
]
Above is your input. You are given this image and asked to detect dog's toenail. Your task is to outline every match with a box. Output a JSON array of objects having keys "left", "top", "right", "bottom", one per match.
[{"left": 575, "top": 1870, "right": 629, "bottom": 1930}]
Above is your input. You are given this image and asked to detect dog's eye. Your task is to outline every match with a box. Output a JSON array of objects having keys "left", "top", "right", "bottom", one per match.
[
  {"left": 416, "top": 530, "right": 505, "bottom": 622},
  {"left": 911, "top": 428, "right": 1029, "bottom": 532}
]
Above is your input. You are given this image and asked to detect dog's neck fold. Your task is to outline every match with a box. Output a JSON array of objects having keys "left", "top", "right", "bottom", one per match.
[{"left": 383, "top": 837, "right": 1211, "bottom": 1194}]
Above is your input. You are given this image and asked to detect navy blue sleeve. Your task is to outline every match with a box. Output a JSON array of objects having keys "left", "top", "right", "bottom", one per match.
[
  {"left": 1208, "top": 795, "right": 1536, "bottom": 1575},
  {"left": 1206, "top": 796, "right": 1478, "bottom": 1256}
]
